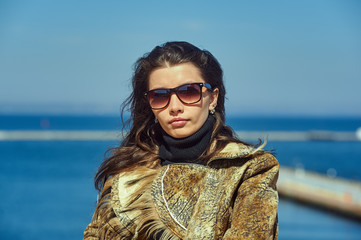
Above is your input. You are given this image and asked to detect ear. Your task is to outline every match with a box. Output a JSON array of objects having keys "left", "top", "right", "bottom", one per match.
[{"left": 209, "top": 88, "right": 219, "bottom": 111}]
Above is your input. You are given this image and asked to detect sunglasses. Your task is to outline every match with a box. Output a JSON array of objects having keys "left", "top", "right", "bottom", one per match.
[{"left": 144, "top": 82, "right": 212, "bottom": 110}]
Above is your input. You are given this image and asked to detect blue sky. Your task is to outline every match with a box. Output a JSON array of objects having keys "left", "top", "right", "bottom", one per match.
[{"left": 0, "top": 0, "right": 360, "bottom": 116}]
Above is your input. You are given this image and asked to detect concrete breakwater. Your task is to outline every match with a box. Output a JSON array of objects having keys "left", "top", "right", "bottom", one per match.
[
  {"left": 0, "top": 130, "right": 360, "bottom": 141},
  {"left": 278, "top": 166, "right": 361, "bottom": 220},
  {"left": 235, "top": 130, "right": 361, "bottom": 142},
  {"left": 0, "top": 130, "right": 121, "bottom": 141}
]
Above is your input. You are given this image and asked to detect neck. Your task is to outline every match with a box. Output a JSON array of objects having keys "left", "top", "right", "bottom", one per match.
[{"left": 159, "top": 115, "right": 215, "bottom": 165}]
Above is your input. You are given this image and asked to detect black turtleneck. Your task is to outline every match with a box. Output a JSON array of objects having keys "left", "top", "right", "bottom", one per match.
[{"left": 159, "top": 115, "right": 215, "bottom": 165}]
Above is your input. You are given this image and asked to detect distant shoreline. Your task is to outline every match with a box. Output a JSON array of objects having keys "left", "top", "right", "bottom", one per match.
[
  {"left": 1, "top": 112, "right": 361, "bottom": 118},
  {"left": 0, "top": 130, "right": 359, "bottom": 142}
]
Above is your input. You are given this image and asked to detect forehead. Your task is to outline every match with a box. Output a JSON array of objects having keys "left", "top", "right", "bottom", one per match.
[{"left": 148, "top": 62, "right": 204, "bottom": 90}]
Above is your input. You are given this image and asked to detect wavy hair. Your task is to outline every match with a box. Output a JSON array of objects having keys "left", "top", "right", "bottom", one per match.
[{"left": 94, "top": 41, "right": 250, "bottom": 192}]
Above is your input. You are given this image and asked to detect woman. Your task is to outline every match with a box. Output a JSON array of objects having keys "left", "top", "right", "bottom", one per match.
[{"left": 84, "top": 41, "right": 279, "bottom": 239}]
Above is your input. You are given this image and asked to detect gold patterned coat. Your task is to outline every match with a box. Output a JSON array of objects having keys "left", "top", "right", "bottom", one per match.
[{"left": 83, "top": 142, "right": 279, "bottom": 239}]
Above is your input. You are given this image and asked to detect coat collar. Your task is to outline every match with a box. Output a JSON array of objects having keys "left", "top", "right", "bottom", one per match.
[{"left": 209, "top": 141, "right": 265, "bottom": 163}]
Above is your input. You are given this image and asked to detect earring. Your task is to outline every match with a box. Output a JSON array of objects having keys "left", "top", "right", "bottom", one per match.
[
  {"left": 210, "top": 109, "right": 215, "bottom": 115},
  {"left": 154, "top": 118, "right": 158, "bottom": 123}
]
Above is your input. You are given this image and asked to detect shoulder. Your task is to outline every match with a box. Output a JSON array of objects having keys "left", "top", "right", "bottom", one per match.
[
  {"left": 210, "top": 141, "right": 279, "bottom": 172},
  {"left": 211, "top": 141, "right": 275, "bottom": 161}
]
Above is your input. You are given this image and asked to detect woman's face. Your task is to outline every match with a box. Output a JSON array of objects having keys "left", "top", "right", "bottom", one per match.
[{"left": 148, "top": 62, "right": 219, "bottom": 139}]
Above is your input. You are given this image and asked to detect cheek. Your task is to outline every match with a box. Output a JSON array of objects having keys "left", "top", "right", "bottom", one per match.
[
  {"left": 202, "top": 95, "right": 212, "bottom": 110},
  {"left": 194, "top": 102, "right": 210, "bottom": 123}
]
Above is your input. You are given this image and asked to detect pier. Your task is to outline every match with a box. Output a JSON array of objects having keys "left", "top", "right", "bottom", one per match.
[
  {"left": 278, "top": 166, "right": 361, "bottom": 220},
  {"left": 0, "top": 130, "right": 121, "bottom": 141}
]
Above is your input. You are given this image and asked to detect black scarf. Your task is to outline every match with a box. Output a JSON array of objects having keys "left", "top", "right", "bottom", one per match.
[{"left": 159, "top": 115, "right": 215, "bottom": 165}]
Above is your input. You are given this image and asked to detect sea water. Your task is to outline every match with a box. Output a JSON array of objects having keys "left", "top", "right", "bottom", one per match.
[{"left": 0, "top": 115, "right": 360, "bottom": 240}]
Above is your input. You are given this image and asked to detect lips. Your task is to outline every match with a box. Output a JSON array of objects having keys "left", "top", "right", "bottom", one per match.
[{"left": 169, "top": 118, "right": 188, "bottom": 127}]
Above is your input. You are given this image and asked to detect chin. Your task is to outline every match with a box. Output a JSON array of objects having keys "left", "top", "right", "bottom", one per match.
[{"left": 168, "top": 129, "right": 193, "bottom": 139}]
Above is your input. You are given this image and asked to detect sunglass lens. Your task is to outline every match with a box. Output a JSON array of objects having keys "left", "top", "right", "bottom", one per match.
[
  {"left": 177, "top": 84, "right": 201, "bottom": 104},
  {"left": 148, "top": 89, "right": 169, "bottom": 109}
]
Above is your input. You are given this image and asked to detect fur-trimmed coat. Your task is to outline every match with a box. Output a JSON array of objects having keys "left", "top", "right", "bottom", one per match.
[{"left": 83, "top": 142, "right": 279, "bottom": 239}]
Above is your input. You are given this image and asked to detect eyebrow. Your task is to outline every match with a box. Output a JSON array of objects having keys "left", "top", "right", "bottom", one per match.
[{"left": 148, "top": 81, "right": 205, "bottom": 91}]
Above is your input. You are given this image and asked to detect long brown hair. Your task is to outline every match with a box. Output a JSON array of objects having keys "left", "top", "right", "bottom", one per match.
[{"left": 94, "top": 41, "right": 247, "bottom": 192}]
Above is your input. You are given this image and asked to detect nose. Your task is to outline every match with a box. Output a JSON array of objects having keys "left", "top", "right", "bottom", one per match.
[{"left": 168, "top": 93, "right": 184, "bottom": 115}]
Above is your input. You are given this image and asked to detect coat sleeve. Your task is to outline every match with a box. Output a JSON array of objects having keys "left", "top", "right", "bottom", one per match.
[
  {"left": 83, "top": 218, "right": 103, "bottom": 240},
  {"left": 83, "top": 216, "right": 127, "bottom": 240},
  {"left": 223, "top": 153, "right": 279, "bottom": 240},
  {"left": 83, "top": 177, "right": 133, "bottom": 240}
]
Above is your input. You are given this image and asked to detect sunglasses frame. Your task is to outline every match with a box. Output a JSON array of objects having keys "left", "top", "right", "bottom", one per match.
[{"left": 144, "top": 82, "right": 212, "bottom": 110}]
